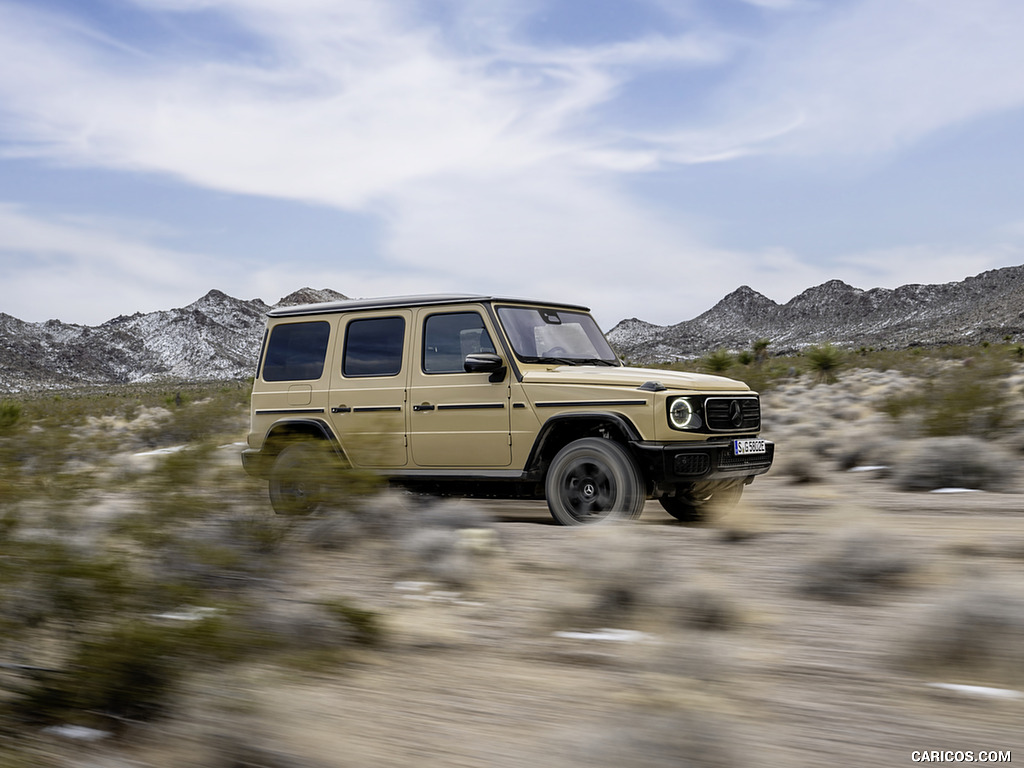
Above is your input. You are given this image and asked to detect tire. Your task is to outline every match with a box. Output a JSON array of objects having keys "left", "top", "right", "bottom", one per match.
[
  {"left": 268, "top": 441, "right": 339, "bottom": 516},
  {"left": 545, "top": 438, "right": 644, "bottom": 526},
  {"left": 659, "top": 481, "right": 744, "bottom": 523}
]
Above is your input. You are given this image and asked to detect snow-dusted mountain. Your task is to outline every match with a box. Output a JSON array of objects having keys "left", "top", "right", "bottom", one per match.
[
  {"left": 607, "top": 266, "right": 1024, "bottom": 363},
  {"left": 0, "top": 288, "right": 347, "bottom": 391},
  {"left": 4, "top": 266, "right": 1024, "bottom": 389}
]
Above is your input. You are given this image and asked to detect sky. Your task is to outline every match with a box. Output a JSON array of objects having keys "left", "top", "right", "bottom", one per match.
[{"left": 2, "top": 0, "right": 1024, "bottom": 330}]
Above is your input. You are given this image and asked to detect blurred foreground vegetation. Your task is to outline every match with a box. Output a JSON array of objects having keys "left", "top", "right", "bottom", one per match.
[{"left": 0, "top": 380, "right": 384, "bottom": 756}]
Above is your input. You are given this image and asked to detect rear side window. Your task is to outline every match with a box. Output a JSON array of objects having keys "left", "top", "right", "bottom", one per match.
[
  {"left": 262, "top": 321, "right": 331, "bottom": 382},
  {"left": 343, "top": 316, "right": 405, "bottom": 377}
]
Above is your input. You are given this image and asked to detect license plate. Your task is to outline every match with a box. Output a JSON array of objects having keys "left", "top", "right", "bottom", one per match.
[{"left": 733, "top": 439, "right": 766, "bottom": 456}]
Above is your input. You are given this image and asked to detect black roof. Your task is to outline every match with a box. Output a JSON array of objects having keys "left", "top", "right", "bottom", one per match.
[{"left": 267, "top": 293, "right": 591, "bottom": 318}]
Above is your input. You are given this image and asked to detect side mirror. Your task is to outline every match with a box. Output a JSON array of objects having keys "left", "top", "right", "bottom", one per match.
[{"left": 464, "top": 353, "right": 507, "bottom": 382}]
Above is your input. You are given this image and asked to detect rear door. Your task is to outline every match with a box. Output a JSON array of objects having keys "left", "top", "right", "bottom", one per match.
[
  {"left": 408, "top": 307, "right": 511, "bottom": 467},
  {"left": 327, "top": 311, "right": 411, "bottom": 468}
]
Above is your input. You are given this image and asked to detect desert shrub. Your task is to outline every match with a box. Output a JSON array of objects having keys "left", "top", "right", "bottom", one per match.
[
  {"left": 0, "top": 401, "right": 22, "bottom": 433},
  {"left": 0, "top": 538, "right": 137, "bottom": 631},
  {"left": 835, "top": 437, "right": 898, "bottom": 472},
  {"left": 136, "top": 388, "right": 248, "bottom": 448},
  {"left": 14, "top": 620, "right": 187, "bottom": 727},
  {"left": 663, "top": 582, "right": 741, "bottom": 631},
  {"left": 770, "top": 446, "right": 826, "bottom": 484},
  {"left": 804, "top": 343, "right": 844, "bottom": 384},
  {"left": 574, "top": 710, "right": 739, "bottom": 768},
  {"left": 322, "top": 598, "right": 385, "bottom": 647},
  {"left": 203, "top": 736, "right": 317, "bottom": 768},
  {"left": 890, "top": 437, "right": 1017, "bottom": 492},
  {"left": 880, "top": 356, "right": 1016, "bottom": 438},
  {"left": 550, "top": 527, "right": 670, "bottom": 628},
  {"left": 799, "top": 526, "right": 915, "bottom": 602},
  {"left": 400, "top": 527, "right": 475, "bottom": 587},
  {"left": 242, "top": 600, "right": 372, "bottom": 653},
  {"left": 900, "top": 584, "right": 1024, "bottom": 685},
  {"left": 701, "top": 349, "right": 733, "bottom": 375}
]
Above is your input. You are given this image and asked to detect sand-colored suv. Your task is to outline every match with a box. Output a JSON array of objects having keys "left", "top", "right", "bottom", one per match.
[{"left": 241, "top": 294, "right": 774, "bottom": 525}]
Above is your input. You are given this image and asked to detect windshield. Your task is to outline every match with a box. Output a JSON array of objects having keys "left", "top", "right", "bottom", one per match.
[{"left": 496, "top": 306, "right": 620, "bottom": 365}]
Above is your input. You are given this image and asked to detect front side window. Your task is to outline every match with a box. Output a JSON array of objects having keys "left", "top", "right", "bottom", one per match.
[
  {"left": 262, "top": 321, "right": 331, "bottom": 381},
  {"left": 423, "top": 312, "right": 496, "bottom": 374},
  {"left": 496, "top": 306, "right": 618, "bottom": 365},
  {"left": 343, "top": 316, "right": 405, "bottom": 377}
]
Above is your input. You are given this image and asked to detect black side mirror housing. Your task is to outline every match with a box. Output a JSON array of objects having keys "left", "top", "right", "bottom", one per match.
[{"left": 464, "top": 353, "right": 507, "bottom": 382}]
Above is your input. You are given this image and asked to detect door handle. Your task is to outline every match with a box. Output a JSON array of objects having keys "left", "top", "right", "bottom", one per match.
[
  {"left": 412, "top": 404, "right": 435, "bottom": 412},
  {"left": 331, "top": 406, "right": 352, "bottom": 414}
]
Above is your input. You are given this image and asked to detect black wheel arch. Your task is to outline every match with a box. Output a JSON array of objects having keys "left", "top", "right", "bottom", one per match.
[
  {"left": 523, "top": 412, "right": 646, "bottom": 484},
  {"left": 250, "top": 419, "right": 348, "bottom": 477}
]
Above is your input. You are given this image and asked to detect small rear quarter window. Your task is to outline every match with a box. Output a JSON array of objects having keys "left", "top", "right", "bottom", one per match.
[{"left": 261, "top": 321, "right": 331, "bottom": 382}]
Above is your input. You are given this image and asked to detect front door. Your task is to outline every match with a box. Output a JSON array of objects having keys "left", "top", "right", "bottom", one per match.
[{"left": 409, "top": 308, "right": 511, "bottom": 467}]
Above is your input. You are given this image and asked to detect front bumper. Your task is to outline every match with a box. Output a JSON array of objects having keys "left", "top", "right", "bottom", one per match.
[{"left": 629, "top": 439, "right": 775, "bottom": 484}]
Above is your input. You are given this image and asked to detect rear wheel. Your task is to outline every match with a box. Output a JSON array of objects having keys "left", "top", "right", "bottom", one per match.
[
  {"left": 545, "top": 438, "right": 644, "bottom": 526},
  {"left": 268, "top": 441, "right": 339, "bottom": 515},
  {"left": 659, "top": 481, "right": 744, "bottom": 523}
]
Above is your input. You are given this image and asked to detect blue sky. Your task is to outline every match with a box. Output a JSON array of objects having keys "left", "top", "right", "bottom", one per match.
[{"left": 2, "top": 0, "right": 1024, "bottom": 329}]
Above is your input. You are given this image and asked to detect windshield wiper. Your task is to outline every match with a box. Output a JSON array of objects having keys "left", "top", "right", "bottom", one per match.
[
  {"left": 523, "top": 356, "right": 579, "bottom": 365},
  {"left": 522, "top": 356, "right": 618, "bottom": 366}
]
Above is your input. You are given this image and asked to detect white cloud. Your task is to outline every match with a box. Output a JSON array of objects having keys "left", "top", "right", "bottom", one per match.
[
  {"left": 0, "top": 0, "right": 720, "bottom": 208},
  {"left": 827, "top": 243, "right": 1024, "bottom": 292},
  {"left": 686, "top": 0, "right": 1024, "bottom": 160},
  {"left": 0, "top": 204, "right": 234, "bottom": 324}
]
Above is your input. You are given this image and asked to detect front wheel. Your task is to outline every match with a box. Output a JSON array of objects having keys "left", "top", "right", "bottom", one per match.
[
  {"left": 545, "top": 438, "right": 645, "bottom": 526},
  {"left": 659, "top": 481, "right": 744, "bottom": 523},
  {"left": 268, "top": 441, "right": 339, "bottom": 515}
]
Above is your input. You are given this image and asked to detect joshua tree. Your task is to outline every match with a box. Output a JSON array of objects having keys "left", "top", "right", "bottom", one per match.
[
  {"left": 752, "top": 338, "right": 771, "bottom": 365},
  {"left": 805, "top": 343, "right": 844, "bottom": 384}
]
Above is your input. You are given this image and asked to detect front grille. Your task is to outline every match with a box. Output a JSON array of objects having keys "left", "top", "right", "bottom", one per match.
[
  {"left": 674, "top": 453, "right": 711, "bottom": 476},
  {"left": 718, "top": 452, "right": 773, "bottom": 470},
  {"left": 705, "top": 397, "right": 760, "bottom": 432}
]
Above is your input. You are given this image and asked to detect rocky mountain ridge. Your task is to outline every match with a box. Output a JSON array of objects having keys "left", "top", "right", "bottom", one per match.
[
  {"left": 607, "top": 265, "right": 1024, "bottom": 362},
  {"left": 0, "top": 288, "right": 347, "bottom": 391},
  {"left": 3, "top": 266, "right": 1024, "bottom": 390}
]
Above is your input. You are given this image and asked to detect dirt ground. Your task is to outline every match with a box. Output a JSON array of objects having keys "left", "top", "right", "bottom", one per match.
[{"left": 29, "top": 464, "right": 1024, "bottom": 768}]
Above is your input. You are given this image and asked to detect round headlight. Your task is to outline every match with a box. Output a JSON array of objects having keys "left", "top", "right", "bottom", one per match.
[{"left": 669, "top": 398, "right": 697, "bottom": 429}]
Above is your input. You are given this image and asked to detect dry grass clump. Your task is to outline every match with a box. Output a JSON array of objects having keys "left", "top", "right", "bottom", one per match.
[
  {"left": 770, "top": 446, "right": 826, "bottom": 484},
  {"left": 889, "top": 437, "right": 1018, "bottom": 492},
  {"left": 798, "top": 524, "right": 916, "bottom": 603},
  {"left": 302, "top": 493, "right": 499, "bottom": 587},
  {"left": 204, "top": 735, "right": 326, "bottom": 768},
  {"left": 548, "top": 528, "right": 744, "bottom": 633},
  {"left": 900, "top": 582, "right": 1024, "bottom": 686},
  {"left": 570, "top": 710, "right": 740, "bottom": 768},
  {"left": 835, "top": 437, "right": 898, "bottom": 472},
  {"left": 550, "top": 526, "right": 670, "bottom": 628},
  {"left": 662, "top": 581, "right": 742, "bottom": 632}
]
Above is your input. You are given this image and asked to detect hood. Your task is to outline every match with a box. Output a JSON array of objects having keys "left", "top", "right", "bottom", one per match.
[{"left": 520, "top": 365, "right": 750, "bottom": 392}]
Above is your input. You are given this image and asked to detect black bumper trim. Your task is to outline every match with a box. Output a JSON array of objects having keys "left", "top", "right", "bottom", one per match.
[{"left": 628, "top": 440, "right": 775, "bottom": 483}]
